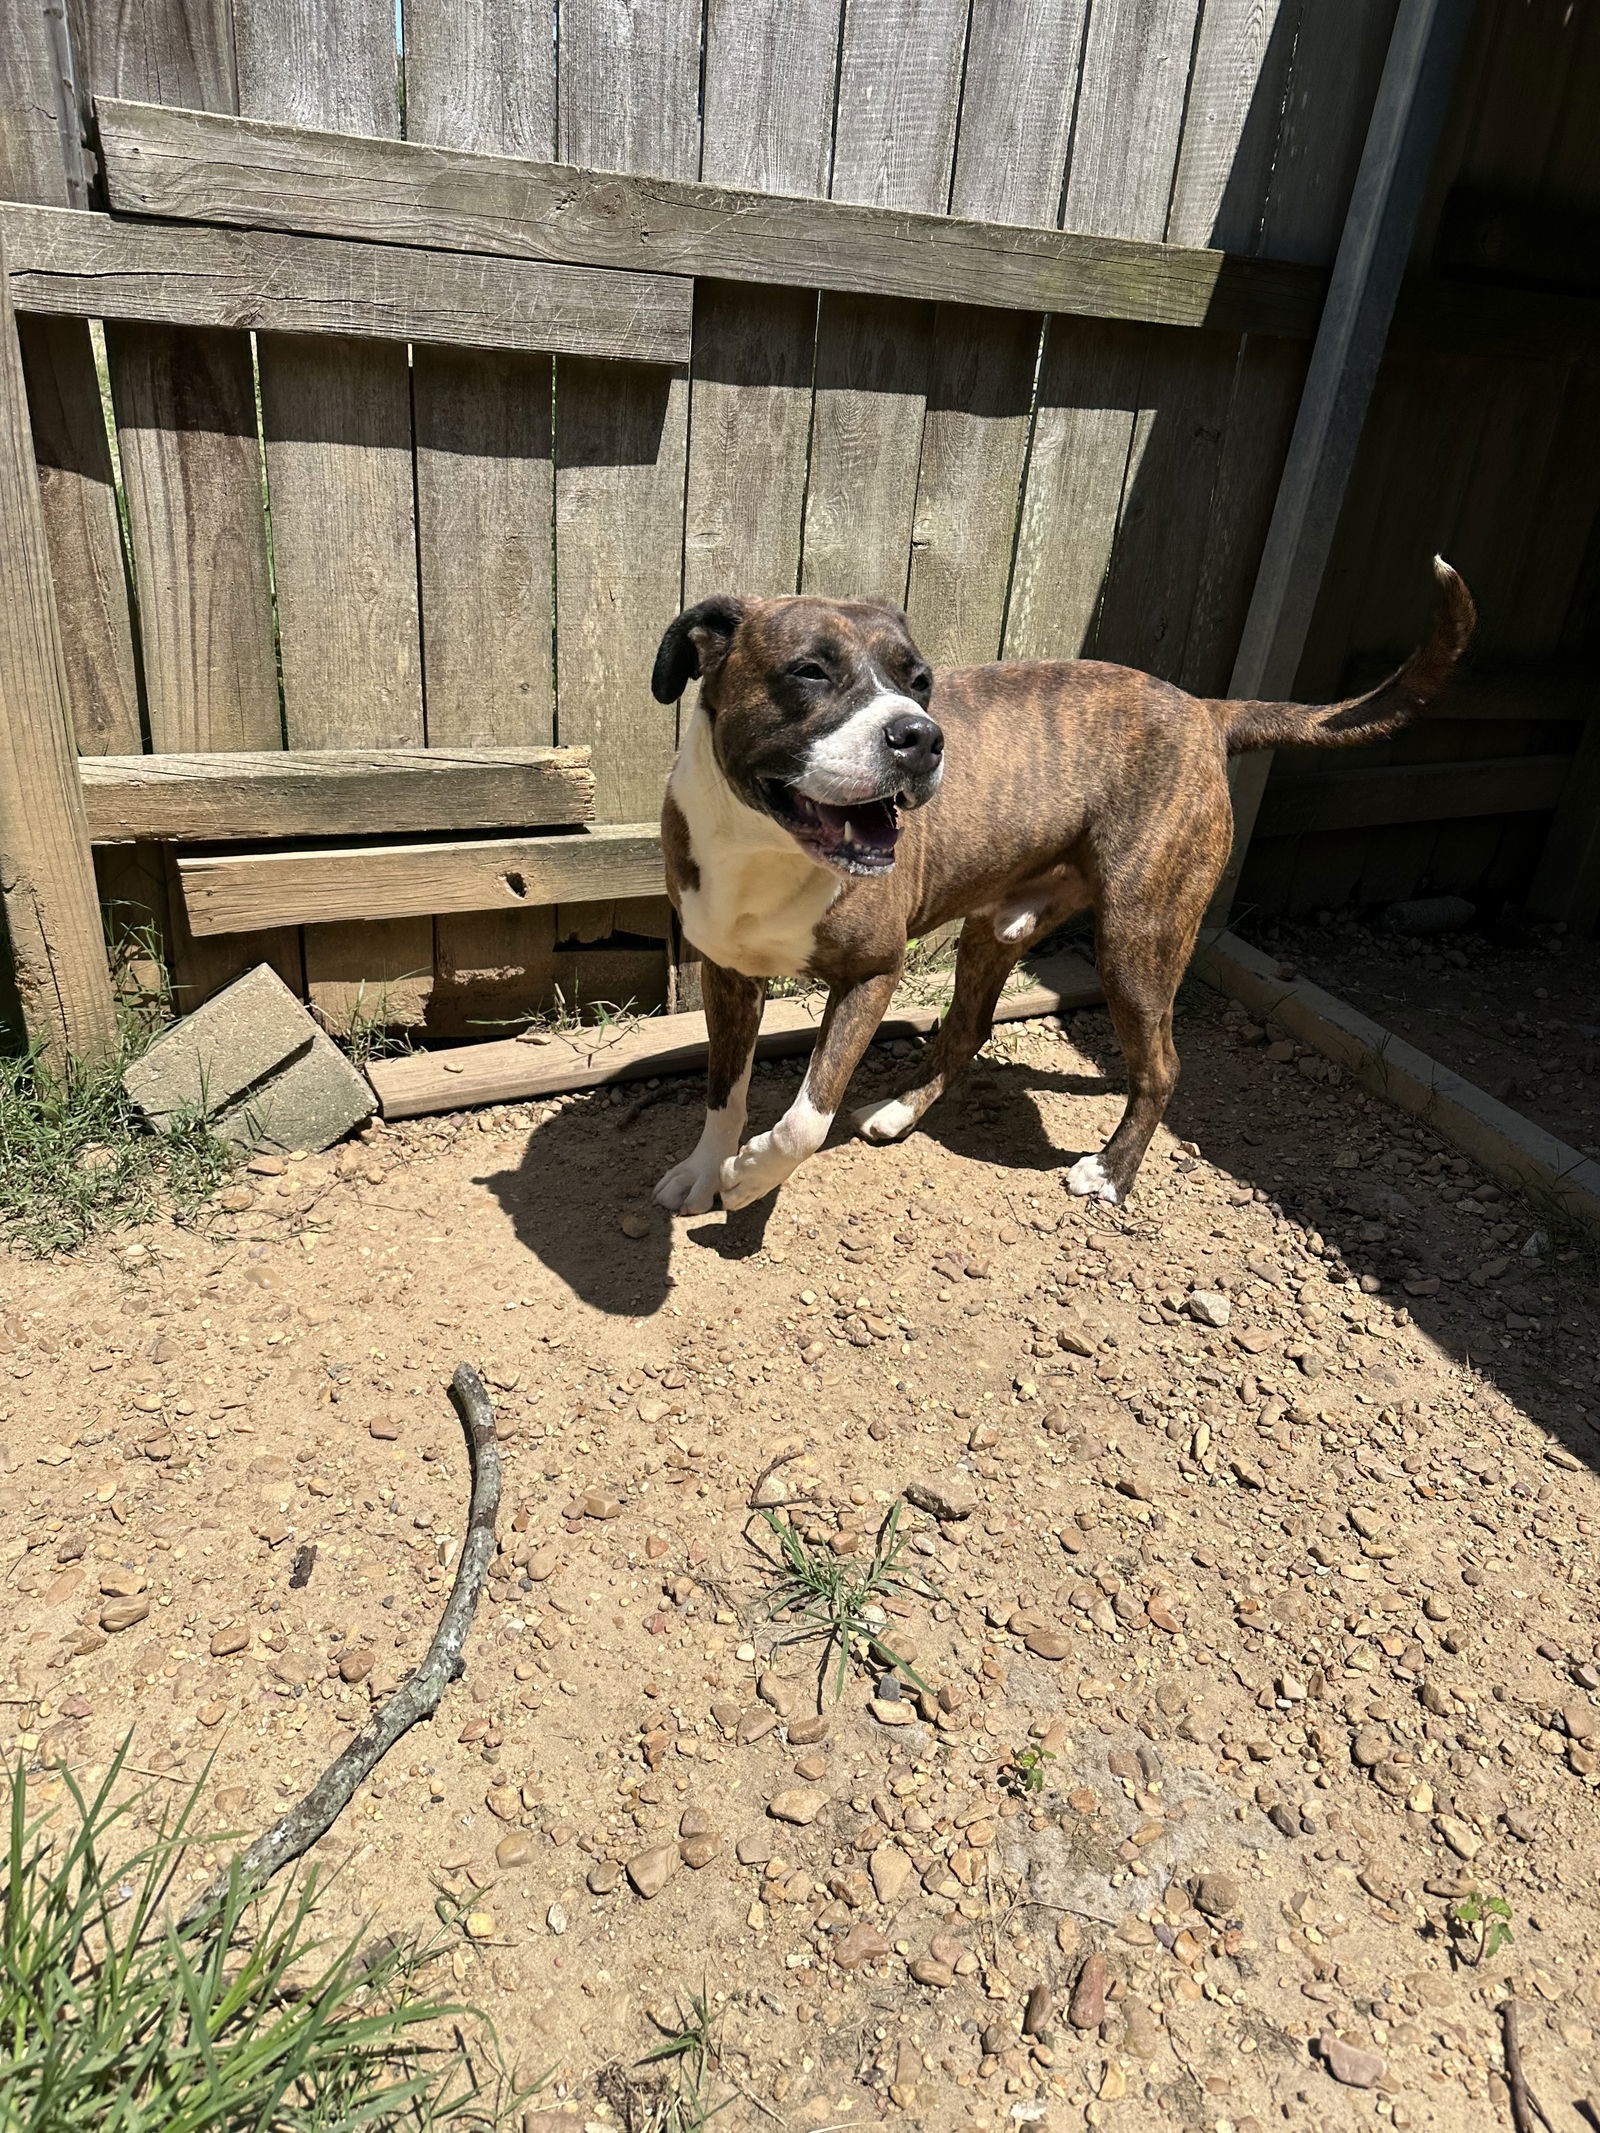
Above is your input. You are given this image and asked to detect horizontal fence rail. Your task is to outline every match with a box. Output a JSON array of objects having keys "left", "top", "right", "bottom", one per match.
[
  {"left": 177, "top": 823, "right": 666, "bottom": 935},
  {"left": 96, "top": 99, "right": 1328, "bottom": 340},
  {"left": 80, "top": 747, "right": 595, "bottom": 843},
  {"left": 1, "top": 201, "right": 692, "bottom": 361}
]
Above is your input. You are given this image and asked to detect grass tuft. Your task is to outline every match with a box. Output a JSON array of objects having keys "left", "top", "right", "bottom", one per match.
[
  {"left": 0, "top": 1040, "right": 233, "bottom": 1258},
  {"left": 0, "top": 1741, "right": 531, "bottom": 2130},
  {"left": 751, "top": 1498, "right": 939, "bottom": 1701}
]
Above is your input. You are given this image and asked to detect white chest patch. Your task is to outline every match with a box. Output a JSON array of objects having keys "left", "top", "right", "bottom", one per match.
[{"left": 669, "top": 709, "right": 841, "bottom": 979}]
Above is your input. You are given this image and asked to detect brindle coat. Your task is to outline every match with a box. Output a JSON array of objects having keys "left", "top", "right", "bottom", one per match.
[{"left": 649, "top": 561, "right": 1475, "bottom": 1216}]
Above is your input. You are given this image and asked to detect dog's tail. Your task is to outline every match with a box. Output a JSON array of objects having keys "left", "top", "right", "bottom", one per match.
[{"left": 1212, "top": 557, "right": 1475, "bottom": 756}]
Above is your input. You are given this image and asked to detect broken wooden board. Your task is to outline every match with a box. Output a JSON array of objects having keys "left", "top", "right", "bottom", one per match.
[{"left": 366, "top": 947, "right": 1103, "bottom": 1118}]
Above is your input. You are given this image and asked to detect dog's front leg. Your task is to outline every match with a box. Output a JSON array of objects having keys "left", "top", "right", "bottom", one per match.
[
  {"left": 720, "top": 965, "right": 901, "bottom": 1211},
  {"left": 654, "top": 959, "right": 766, "bottom": 1215}
]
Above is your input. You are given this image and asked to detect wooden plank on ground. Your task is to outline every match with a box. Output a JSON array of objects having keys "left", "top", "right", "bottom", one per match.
[
  {"left": 95, "top": 98, "right": 1327, "bottom": 338},
  {"left": 1254, "top": 752, "right": 1572, "bottom": 838},
  {"left": 405, "top": 0, "right": 562, "bottom": 1042},
  {"left": 80, "top": 746, "right": 594, "bottom": 842},
  {"left": 0, "top": 230, "right": 117, "bottom": 1061},
  {"left": 368, "top": 948, "right": 1105, "bottom": 1119},
  {"left": 1, "top": 201, "right": 692, "bottom": 362},
  {"left": 178, "top": 824, "right": 666, "bottom": 936},
  {"left": 1528, "top": 712, "right": 1600, "bottom": 932}
]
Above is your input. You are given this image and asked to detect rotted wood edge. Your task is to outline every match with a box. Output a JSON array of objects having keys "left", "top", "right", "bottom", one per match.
[
  {"left": 366, "top": 948, "right": 1104, "bottom": 1119},
  {"left": 1194, "top": 929, "right": 1600, "bottom": 1238}
]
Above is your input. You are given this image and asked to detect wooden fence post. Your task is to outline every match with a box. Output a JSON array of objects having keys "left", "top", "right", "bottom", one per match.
[
  {"left": 1207, "top": 0, "right": 1477, "bottom": 926},
  {"left": 0, "top": 230, "right": 118, "bottom": 1065}
]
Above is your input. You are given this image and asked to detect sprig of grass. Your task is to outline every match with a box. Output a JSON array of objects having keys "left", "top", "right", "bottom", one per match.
[
  {"left": 0, "top": 1741, "right": 532, "bottom": 2130},
  {"left": 752, "top": 1499, "right": 939, "bottom": 1702},
  {"left": 0, "top": 1041, "right": 232, "bottom": 1258},
  {"left": 634, "top": 1985, "right": 732, "bottom": 2131}
]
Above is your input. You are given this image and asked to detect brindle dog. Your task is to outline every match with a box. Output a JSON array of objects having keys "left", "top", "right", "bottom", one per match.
[{"left": 648, "top": 559, "right": 1475, "bottom": 1217}]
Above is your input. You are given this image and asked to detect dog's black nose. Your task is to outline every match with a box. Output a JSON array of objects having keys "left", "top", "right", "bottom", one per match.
[{"left": 883, "top": 712, "right": 944, "bottom": 776}]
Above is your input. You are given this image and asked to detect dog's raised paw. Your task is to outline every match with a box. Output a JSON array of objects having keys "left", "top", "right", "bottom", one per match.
[
  {"left": 852, "top": 1094, "right": 920, "bottom": 1144},
  {"left": 653, "top": 1156, "right": 724, "bottom": 1216},
  {"left": 1065, "top": 1153, "right": 1121, "bottom": 1205}
]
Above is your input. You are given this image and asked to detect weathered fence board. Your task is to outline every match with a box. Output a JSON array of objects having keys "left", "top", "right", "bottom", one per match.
[
  {"left": 95, "top": 99, "right": 1327, "bottom": 338},
  {"left": 0, "top": 231, "right": 117, "bottom": 1060},
  {"left": 80, "top": 746, "right": 594, "bottom": 844},
  {"left": 1255, "top": 753, "right": 1572, "bottom": 838},
  {"left": 234, "top": 0, "right": 429, "bottom": 1032},
  {"left": 1, "top": 201, "right": 693, "bottom": 361},
  {"left": 179, "top": 826, "right": 666, "bottom": 936},
  {"left": 404, "top": 0, "right": 564, "bottom": 1040}
]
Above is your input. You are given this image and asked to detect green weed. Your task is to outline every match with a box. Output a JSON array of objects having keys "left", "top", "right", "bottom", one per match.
[{"left": 752, "top": 1499, "right": 938, "bottom": 1702}]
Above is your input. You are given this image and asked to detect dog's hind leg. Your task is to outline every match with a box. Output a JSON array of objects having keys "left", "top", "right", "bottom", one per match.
[
  {"left": 1066, "top": 895, "right": 1205, "bottom": 1206},
  {"left": 853, "top": 916, "right": 1026, "bottom": 1145},
  {"left": 719, "top": 963, "right": 901, "bottom": 1210},
  {"left": 654, "top": 959, "right": 766, "bottom": 1215}
]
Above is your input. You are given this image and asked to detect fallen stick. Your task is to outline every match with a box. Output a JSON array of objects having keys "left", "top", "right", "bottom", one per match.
[
  {"left": 1502, "top": 2000, "right": 1555, "bottom": 2133},
  {"left": 182, "top": 1363, "right": 501, "bottom": 1926}
]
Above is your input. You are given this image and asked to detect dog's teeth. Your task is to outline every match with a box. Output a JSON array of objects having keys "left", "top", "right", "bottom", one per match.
[{"left": 840, "top": 822, "right": 856, "bottom": 845}]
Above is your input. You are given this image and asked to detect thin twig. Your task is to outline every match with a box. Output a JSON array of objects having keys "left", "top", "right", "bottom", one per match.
[
  {"left": 747, "top": 1444, "right": 806, "bottom": 1509},
  {"left": 612, "top": 1084, "right": 675, "bottom": 1131},
  {"left": 1502, "top": 1999, "right": 1556, "bottom": 2133},
  {"left": 181, "top": 1363, "right": 501, "bottom": 1927}
]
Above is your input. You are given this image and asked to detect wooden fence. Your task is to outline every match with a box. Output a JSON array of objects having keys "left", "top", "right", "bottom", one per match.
[{"left": 1, "top": 0, "right": 1596, "bottom": 1064}]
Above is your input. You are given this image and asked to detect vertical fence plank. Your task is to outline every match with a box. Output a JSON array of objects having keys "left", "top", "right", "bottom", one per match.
[
  {"left": 1006, "top": 0, "right": 1205, "bottom": 663},
  {"left": 802, "top": 0, "right": 968, "bottom": 609},
  {"left": 555, "top": 0, "right": 697, "bottom": 827},
  {"left": 905, "top": 0, "right": 1085, "bottom": 668},
  {"left": 1166, "top": 0, "right": 1299, "bottom": 252},
  {"left": 684, "top": 0, "right": 838, "bottom": 606},
  {"left": 554, "top": 0, "right": 699, "bottom": 1011},
  {"left": 406, "top": 0, "right": 559, "bottom": 1040},
  {"left": 236, "top": 0, "right": 430, "bottom": 1032},
  {"left": 0, "top": 231, "right": 117, "bottom": 1061}
]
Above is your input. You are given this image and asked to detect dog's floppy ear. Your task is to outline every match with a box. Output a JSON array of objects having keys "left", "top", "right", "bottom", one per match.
[{"left": 651, "top": 595, "right": 746, "bottom": 704}]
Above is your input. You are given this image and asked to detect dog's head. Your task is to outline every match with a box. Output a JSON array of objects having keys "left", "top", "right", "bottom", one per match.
[{"left": 651, "top": 594, "right": 944, "bottom": 878}]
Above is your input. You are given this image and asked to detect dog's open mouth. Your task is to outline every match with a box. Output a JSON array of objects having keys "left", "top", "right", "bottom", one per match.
[{"left": 763, "top": 782, "right": 902, "bottom": 875}]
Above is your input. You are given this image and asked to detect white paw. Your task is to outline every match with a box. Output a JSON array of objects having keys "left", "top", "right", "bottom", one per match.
[
  {"left": 1066, "top": 1153, "right": 1121, "bottom": 1205},
  {"left": 654, "top": 1154, "right": 726, "bottom": 1216},
  {"left": 718, "top": 1138, "right": 794, "bottom": 1212},
  {"left": 852, "top": 1094, "right": 920, "bottom": 1144}
]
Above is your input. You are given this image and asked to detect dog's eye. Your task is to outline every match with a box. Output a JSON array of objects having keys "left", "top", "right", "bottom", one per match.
[
  {"left": 909, "top": 668, "right": 932, "bottom": 697},
  {"left": 786, "top": 660, "right": 830, "bottom": 683}
]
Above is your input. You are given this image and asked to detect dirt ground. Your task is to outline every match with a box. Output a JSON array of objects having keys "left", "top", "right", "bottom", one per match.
[
  {"left": 3, "top": 978, "right": 1600, "bottom": 2133},
  {"left": 1235, "top": 911, "right": 1600, "bottom": 1163}
]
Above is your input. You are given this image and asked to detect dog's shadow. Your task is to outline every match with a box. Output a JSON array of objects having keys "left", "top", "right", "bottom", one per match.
[{"left": 479, "top": 1041, "right": 1121, "bottom": 1316}]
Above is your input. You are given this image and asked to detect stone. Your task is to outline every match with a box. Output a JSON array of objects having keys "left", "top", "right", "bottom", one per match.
[
  {"left": 1069, "top": 1953, "right": 1106, "bottom": 2030},
  {"left": 123, "top": 963, "right": 375, "bottom": 1155},
  {"left": 368, "top": 1416, "right": 401, "bottom": 1440},
  {"left": 338, "top": 1648, "right": 375, "bottom": 1683},
  {"left": 768, "top": 1787, "right": 827, "bottom": 1826},
  {"left": 463, "top": 1911, "right": 495, "bottom": 1940},
  {"left": 835, "top": 1923, "right": 890, "bottom": 1969},
  {"left": 680, "top": 1834, "right": 720, "bottom": 1869},
  {"left": 626, "top": 1845, "right": 680, "bottom": 1899},
  {"left": 209, "top": 1624, "right": 249, "bottom": 1657},
  {"left": 1022, "top": 1983, "right": 1053, "bottom": 2037},
  {"left": 495, "top": 1832, "right": 536, "bottom": 1868},
  {"left": 1436, "top": 1814, "right": 1481, "bottom": 1861},
  {"left": 758, "top": 1672, "right": 802, "bottom": 1716},
  {"left": 908, "top": 1957, "right": 954, "bottom": 1988},
  {"left": 1193, "top": 1871, "right": 1241, "bottom": 1920},
  {"left": 736, "top": 1830, "right": 774, "bottom": 1866},
  {"left": 870, "top": 1697, "right": 916, "bottom": 1725},
  {"left": 737, "top": 1706, "right": 778, "bottom": 1746},
  {"left": 905, "top": 1475, "right": 978, "bottom": 1521},
  {"left": 1323, "top": 2035, "right": 1385, "bottom": 2089},
  {"left": 99, "top": 1597, "right": 150, "bottom": 1633},
  {"left": 1025, "top": 1627, "right": 1072, "bottom": 1661},
  {"left": 526, "top": 1545, "right": 561, "bottom": 1581},
  {"left": 787, "top": 1713, "right": 829, "bottom": 1746},
  {"left": 1351, "top": 1726, "right": 1390, "bottom": 1769},
  {"left": 1188, "top": 1291, "right": 1231, "bottom": 1328},
  {"left": 870, "top": 1845, "right": 914, "bottom": 1904},
  {"left": 581, "top": 1491, "right": 623, "bottom": 1520},
  {"left": 587, "top": 1859, "right": 621, "bottom": 1895}
]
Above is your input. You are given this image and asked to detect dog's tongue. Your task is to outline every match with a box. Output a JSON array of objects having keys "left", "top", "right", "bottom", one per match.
[{"left": 794, "top": 794, "right": 899, "bottom": 856}]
